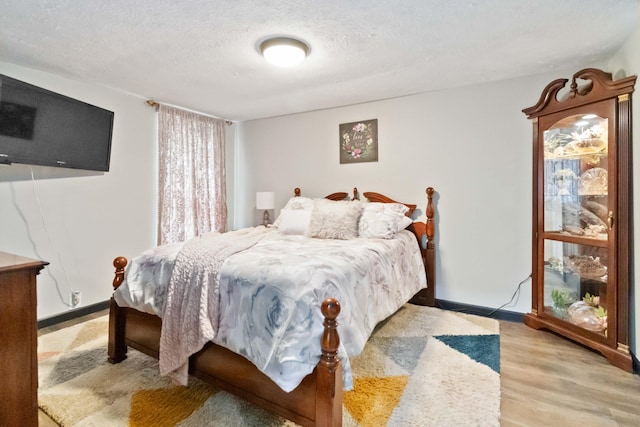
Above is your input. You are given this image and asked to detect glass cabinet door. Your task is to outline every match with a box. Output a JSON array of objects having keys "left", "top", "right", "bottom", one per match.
[
  {"left": 541, "top": 113, "right": 610, "bottom": 337},
  {"left": 542, "top": 242, "right": 608, "bottom": 335}
]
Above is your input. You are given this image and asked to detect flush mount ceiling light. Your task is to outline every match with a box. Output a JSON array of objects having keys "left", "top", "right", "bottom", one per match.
[{"left": 260, "top": 37, "right": 309, "bottom": 67}]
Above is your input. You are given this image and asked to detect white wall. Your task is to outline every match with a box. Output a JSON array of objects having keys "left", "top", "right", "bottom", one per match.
[
  {"left": 609, "top": 18, "right": 640, "bottom": 354},
  {"left": 2, "top": 38, "right": 636, "bottom": 355},
  {"left": 239, "top": 63, "right": 640, "bottom": 317},
  {"left": 235, "top": 71, "right": 574, "bottom": 313},
  {"left": 0, "top": 62, "right": 158, "bottom": 319},
  {"left": 0, "top": 62, "right": 238, "bottom": 320},
  {"left": 237, "top": 49, "right": 640, "bottom": 355}
]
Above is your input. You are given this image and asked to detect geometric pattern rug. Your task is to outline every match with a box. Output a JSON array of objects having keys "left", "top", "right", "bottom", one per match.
[{"left": 38, "top": 304, "right": 500, "bottom": 426}]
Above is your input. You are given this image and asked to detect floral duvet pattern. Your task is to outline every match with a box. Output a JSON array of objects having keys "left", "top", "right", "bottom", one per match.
[{"left": 114, "top": 228, "right": 427, "bottom": 392}]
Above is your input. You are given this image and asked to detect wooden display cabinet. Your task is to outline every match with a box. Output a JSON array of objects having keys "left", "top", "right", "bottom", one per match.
[{"left": 522, "top": 68, "right": 636, "bottom": 371}]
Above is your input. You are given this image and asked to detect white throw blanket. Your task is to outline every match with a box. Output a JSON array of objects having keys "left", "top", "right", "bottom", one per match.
[{"left": 158, "top": 227, "right": 270, "bottom": 385}]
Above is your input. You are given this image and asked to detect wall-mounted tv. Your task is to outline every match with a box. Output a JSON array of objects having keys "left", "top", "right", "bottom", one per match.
[{"left": 0, "top": 73, "right": 114, "bottom": 172}]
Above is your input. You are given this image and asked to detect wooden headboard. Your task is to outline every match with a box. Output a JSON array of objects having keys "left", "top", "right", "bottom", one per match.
[
  {"left": 362, "top": 191, "right": 417, "bottom": 217},
  {"left": 294, "top": 187, "right": 348, "bottom": 201}
]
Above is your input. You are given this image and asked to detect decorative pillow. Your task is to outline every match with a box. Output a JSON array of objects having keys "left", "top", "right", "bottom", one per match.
[
  {"left": 281, "top": 196, "right": 314, "bottom": 210},
  {"left": 276, "top": 209, "right": 312, "bottom": 235},
  {"left": 273, "top": 197, "right": 315, "bottom": 228},
  {"left": 358, "top": 202, "right": 411, "bottom": 239},
  {"left": 305, "top": 199, "right": 365, "bottom": 239},
  {"left": 398, "top": 214, "right": 413, "bottom": 230}
]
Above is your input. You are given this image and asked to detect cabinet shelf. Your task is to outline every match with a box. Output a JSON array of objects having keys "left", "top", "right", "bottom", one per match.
[
  {"left": 545, "top": 193, "right": 608, "bottom": 197},
  {"left": 544, "top": 152, "right": 607, "bottom": 161},
  {"left": 539, "top": 306, "right": 609, "bottom": 340},
  {"left": 523, "top": 68, "right": 636, "bottom": 373},
  {"left": 541, "top": 232, "right": 608, "bottom": 247}
]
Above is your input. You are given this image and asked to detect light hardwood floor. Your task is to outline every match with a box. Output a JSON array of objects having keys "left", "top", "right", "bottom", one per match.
[
  {"left": 38, "top": 311, "right": 640, "bottom": 426},
  {"left": 500, "top": 320, "right": 640, "bottom": 427}
]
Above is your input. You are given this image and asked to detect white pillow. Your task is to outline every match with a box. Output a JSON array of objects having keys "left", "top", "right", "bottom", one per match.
[
  {"left": 281, "top": 196, "right": 314, "bottom": 210},
  {"left": 398, "top": 215, "right": 413, "bottom": 230},
  {"left": 273, "top": 196, "right": 315, "bottom": 228},
  {"left": 358, "top": 202, "right": 411, "bottom": 239},
  {"left": 306, "top": 199, "right": 365, "bottom": 239},
  {"left": 276, "top": 209, "right": 312, "bottom": 235}
]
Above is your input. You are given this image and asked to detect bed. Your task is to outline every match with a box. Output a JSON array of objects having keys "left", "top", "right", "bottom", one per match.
[{"left": 108, "top": 187, "right": 436, "bottom": 427}]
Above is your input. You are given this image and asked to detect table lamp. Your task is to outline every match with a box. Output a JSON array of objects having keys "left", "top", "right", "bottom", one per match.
[{"left": 256, "top": 192, "right": 275, "bottom": 226}]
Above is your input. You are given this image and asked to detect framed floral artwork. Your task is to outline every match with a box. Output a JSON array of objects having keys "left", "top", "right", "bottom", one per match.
[{"left": 339, "top": 119, "right": 378, "bottom": 164}]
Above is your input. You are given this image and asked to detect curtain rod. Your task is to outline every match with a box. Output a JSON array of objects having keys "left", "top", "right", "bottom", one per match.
[{"left": 145, "top": 99, "right": 233, "bottom": 125}]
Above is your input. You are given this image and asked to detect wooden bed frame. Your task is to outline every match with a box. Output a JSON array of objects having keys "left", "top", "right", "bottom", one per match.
[{"left": 108, "top": 187, "right": 436, "bottom": 427}]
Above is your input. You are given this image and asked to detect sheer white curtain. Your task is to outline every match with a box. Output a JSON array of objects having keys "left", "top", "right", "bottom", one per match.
[{"left": 158, "top": 104, "right": 227, "bottom": 245}]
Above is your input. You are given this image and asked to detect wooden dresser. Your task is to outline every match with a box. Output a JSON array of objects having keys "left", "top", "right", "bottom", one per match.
[{"left": 0, "top": 252, "right": 48, "bottom": 427}]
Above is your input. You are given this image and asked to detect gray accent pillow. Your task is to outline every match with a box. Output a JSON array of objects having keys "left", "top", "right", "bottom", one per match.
[{"left": 306, "top": 199, "right": 365, "bottom": 239}]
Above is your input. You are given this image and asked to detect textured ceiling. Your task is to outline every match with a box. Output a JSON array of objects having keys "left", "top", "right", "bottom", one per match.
[{"left": 0, "top": 0, "right": 637, "bottom": 121}]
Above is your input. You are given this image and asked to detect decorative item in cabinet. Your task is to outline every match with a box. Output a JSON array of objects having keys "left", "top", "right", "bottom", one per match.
[
  {"left": 578, "top": 167, "right": 608, "bottom": 195},
  {"left": 522, "top": 68, "right": 636, "bottom": 372}
]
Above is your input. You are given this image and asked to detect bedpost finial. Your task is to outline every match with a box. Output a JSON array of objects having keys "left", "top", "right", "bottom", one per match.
[
  {"left": 353, "top": 187, "right": 359, "bottom": 200},
  {"left": 321, "top": 298, "right": 341, "bottom": 319},
  {"left": 114, "top": 256, "right": 128, "bottom": 270},
  {"left": 426, "top": 187, "right": 434, "bottom": 198},
  {"left": 113, "top": 256, "right": 128, "bottom": 290},
  {"left": 320, "top": 298, "right": 341, "bottom": 374}
]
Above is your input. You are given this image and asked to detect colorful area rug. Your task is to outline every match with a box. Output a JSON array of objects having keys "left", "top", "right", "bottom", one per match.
[{"left": 38, "top": 305, "right": 500, "bottom": 426}]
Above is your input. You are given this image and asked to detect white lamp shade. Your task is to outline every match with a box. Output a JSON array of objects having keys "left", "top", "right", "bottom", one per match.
[{"left": 256, "top": 192, "right": 275, "bottom": 210}]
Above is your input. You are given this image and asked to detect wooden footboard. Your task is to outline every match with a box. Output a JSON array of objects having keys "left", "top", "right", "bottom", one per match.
[{"left": 108, "top": 257, "right": 342, "bottom": 427}]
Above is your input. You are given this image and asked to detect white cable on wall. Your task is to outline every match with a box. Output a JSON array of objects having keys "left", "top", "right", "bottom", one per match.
[{"left": 29, "top": 166, "right": 74, "bottom": 306}]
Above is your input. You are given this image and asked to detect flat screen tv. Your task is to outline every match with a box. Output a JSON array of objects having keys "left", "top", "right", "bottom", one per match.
[{"left": 0, "top": 73, "right": 114, "bottom": 172}]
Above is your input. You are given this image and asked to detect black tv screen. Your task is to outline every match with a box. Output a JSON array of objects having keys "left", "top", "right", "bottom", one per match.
[{"left": 0, "top": 73, "right": 114, "bottom": 172}]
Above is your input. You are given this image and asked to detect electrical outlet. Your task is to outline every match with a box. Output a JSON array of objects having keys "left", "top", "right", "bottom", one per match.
[{"left": 70, "top": 291, "right": 81, "bottom": 308}]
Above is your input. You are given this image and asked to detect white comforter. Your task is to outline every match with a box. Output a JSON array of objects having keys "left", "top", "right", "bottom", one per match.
[{"left": 114, "top": 227, "right": 427, "bottom": 392}]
